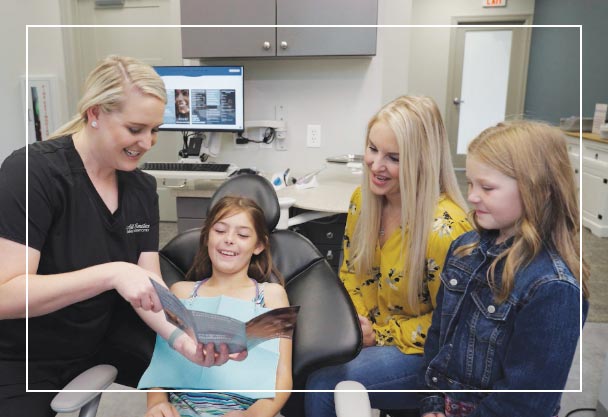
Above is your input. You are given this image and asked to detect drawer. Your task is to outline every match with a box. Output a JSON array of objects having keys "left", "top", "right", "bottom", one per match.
[
  {"left": 299, "top": 222, "right": 346, "bottom": 245},
  {"left": 177, "top": 197, "right": 211, "bottom": 218},
  {"left": 316, "top": 244, "right": 343, "bottom": 267},
  {"left": 567, "top": 142, "right": 580, "bottom": 157},
  {"left": 583, "top": 142, "right": 608, "bottom": 165},
  {"left": 177, "top": 217, "right": 205, "bottom": 233},
  {"left": 565, "top": 135, "right": 580, "bottom": 156}
]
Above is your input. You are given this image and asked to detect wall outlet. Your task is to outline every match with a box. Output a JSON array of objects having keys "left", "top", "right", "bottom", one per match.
[
  {"left": 275, "top": 129, "right": 288, "bottom": 151},
  {"left": 275, "top": 104, "right": 288, "bottom": 151},
  {"left": 276, "top": 104, "right": 287, "bottom": 122},
  {"left": 307, "top": 124, "right": 321, "bottom": 148}
]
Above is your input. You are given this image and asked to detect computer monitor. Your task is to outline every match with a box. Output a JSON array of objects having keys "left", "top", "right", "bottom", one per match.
[{"left": 154, "top": 65, "right": 244, "bottom": 133}]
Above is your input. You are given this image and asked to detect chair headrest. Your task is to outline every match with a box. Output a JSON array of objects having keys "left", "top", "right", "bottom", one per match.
[{"left": 208, "top": 174, "right": 280, "bottom": 231}]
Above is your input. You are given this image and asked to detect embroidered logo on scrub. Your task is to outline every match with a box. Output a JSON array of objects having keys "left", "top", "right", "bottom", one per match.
[{"left": 126, "top": 223, "right": 150, "bottom": 234}]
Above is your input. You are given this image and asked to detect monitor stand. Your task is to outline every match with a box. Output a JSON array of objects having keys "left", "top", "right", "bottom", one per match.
[{"left": 177, "top": 132, "right": 222, "bottom": 162}]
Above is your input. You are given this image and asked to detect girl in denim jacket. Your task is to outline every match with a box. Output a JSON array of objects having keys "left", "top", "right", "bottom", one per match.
[{"left": 420, "top": 121, "right": 590, "bottom": 417}]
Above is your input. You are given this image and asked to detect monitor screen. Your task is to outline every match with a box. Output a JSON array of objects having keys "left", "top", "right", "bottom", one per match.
[{"left": 154, "top": 65, "right": 244, "bottom": 132}]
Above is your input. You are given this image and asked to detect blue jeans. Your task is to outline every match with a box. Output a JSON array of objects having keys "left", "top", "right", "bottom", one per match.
[{"left": 305, "top": 346, "right": 423, "bottom": 417}]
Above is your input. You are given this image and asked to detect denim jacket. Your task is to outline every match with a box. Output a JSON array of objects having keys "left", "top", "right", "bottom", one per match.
[{"left": 420, "top": 230, "right": 588, "bottom": 417}]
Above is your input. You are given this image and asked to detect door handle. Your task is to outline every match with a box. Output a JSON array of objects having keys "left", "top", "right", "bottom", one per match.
[{"left": 453, "top": 97, "right": 465, "bottom": 105}]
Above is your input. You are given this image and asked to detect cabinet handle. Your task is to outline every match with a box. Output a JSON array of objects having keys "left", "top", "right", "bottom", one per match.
[
  {"left": 599, "top": 214, "right": 604, "bottom": 220},
  {"left": 596, "top": 153, "right": 599, "bottom": 159},
  {"left": 604, "top": 178, "right": 608, "bottom": 184},
  {"left": 326, "top": 249, "right": 334, "bottom": 261},
  {"left": 574, "top": 169, "right": 579, "bottom": 174},
  {"left": 326, "top": 231, "right": 334, "bottom": 239},
  {"left": 263, "top": 41, "right": 271, "bottom": 50},
  {"left": 280, "top": 41, "right": 288, "bottom": 49}
]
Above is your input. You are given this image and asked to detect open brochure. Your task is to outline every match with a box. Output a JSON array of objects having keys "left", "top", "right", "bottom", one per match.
[{"left": 150, "top": 278, "right": 299, "bottom": 353}]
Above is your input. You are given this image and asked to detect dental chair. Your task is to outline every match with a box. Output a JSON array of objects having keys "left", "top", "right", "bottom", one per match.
[{"left": 52, "top": 173, "right": 362, "bottom": 417}]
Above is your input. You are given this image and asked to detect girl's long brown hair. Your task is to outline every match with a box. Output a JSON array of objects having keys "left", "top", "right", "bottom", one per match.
[
  {"left": 186, "top": 196, "right": 283, "bottom": 285},
  {"left": 459, "top": 120, "right": 589, "bottom": 302}
]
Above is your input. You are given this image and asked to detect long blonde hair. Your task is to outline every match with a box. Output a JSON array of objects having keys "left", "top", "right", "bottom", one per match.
[
  {"left": 49, "top": 55, "right": 166, "bottom": 139},
  {"left": 460, "top": 120, "right": 589, "bottom": 301},
  {"left": 351, "top": 95, "right": 467, "bottom": 312}
]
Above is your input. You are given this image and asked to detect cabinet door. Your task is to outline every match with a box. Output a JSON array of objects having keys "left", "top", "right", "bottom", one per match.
[
  {"left": 564, "top": 137, "right": 580, "bottom": 186},
  {"left": 582, "top": 168, "right": 608, "bottom": 224},
  {"left": 570, "top": 154, "right": 580, "bottom": 187},
  {"left": 180, "top": 0, "right": 276, "bottom": 58},
  {"left": 276, "top": 0, "right": 377, "bottom": 56}
]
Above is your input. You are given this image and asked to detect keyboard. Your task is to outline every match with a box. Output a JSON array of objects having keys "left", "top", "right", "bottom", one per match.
[
  {"left": 141, "top": 162, "right": 233, "bottom": 181},
  {"left": 141, "top": 162, "right": 230, "bottom": 172}
]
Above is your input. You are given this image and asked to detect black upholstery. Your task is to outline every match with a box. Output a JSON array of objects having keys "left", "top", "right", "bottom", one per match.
[
  {"left": 209, "top": 173, "right": 281, "bottom": 230},
  {"left": 159, "top": 227, "right": 201, "bottom": 288},
  {"left": 158, "top": 174, "right": 362, "bottom": 417}
]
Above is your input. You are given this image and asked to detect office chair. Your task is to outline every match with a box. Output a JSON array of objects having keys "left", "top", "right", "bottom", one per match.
[{"left": 52, "top": 173, "right": 362, "bottom": 417}]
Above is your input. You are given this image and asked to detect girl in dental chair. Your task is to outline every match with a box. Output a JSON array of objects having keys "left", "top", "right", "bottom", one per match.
[{"left": 145, "top": 196, "right": 292, "bottom": 417}]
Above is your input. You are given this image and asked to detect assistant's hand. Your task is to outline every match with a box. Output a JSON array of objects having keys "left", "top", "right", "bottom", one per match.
[
  {"left": 144, "top": 401, "right": 180, "bottom": 417},
  {"left": 108, "top": 262, "right": 163, "bottom": 312},
  {"left": 174, "top": 334, "right": 248, "bottom": 367},
  {"left": 358, "top": 314, "right": 376, "bottom": 347}
]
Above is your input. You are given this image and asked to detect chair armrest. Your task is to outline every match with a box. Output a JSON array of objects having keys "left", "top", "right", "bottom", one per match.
[
  {"left": 335, "top": 380, "right": 373, "bottom": 417},
  {"left": 51, "top": 364, "right": 117, "bottom": 413}
]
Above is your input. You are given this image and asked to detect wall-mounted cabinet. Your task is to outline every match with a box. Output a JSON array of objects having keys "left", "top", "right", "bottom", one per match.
[{"left": 180, "top": 0, "right": 377, "bottom": 58}]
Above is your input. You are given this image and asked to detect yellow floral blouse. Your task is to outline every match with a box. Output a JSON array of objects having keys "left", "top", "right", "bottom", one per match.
[{"left": 340, "top": 187, "right": 471, "bottom": 355}]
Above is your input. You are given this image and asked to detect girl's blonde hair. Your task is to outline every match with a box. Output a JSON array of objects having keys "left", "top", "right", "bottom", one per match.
[
  {"left": 186, "top": 196, "right": 283, "bottom": 285},
  {"left": 49, "top": 55, "right": 167, "bottom": 139},
  {"left": 460, "top": 120, "right": 589, "bottom": 301},
  {"left": 351, "top": 95, "right": 467, "bottom": 312}
]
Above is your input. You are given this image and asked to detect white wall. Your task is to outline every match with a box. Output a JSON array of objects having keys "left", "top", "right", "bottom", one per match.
[
  {"left": 21, "top": 0, "right": 413, "bottom": 181},
  {"left": 0, "top": 1, "right": 66, "bottom": 162},
  {"left": 206, "top": 1, "right": 414, "bottom": 177},
  {"left": 16, "top": 0, "right": 538, "bottom": 218},
  {"left": 409, "top": 0, "right": 535, "bottom": 117}
]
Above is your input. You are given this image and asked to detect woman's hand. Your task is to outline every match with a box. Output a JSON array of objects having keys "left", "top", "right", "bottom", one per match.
[
  {"left": 173, "top": 334, "right": 248, "bottom": 367},
  {"left": 422, "top": 413, "right": 445, "bottom": 417},
  {"left": 358, "top": 314, "right": 376, "bottom": 347},
  {"left": 144, "top": 401, "right": 180, "bottom": 417},
  {"left": 108, "top": 262, "right": 163, "bottom": 312}
]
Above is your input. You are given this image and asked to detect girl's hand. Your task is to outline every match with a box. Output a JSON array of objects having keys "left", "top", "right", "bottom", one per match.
[
  {"left": 144, "top": 401, "right": 180, "bottom": 417},
  {"left": 358, "top": 315, "right": 376, "bottom": 347},
  {"left": 174, "top": 335, "right": 248, "bottom": 367},
  {"left": 108, "top": 262, "right": 163, "bottom": 312},
  {"left": 422, "top": 413, "right": 446, "bottom": 417}
]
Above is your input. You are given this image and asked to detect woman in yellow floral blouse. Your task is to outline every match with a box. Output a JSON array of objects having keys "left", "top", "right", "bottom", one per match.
[{"left": 305, "top": 96, "right": 471, "bottom": 417}]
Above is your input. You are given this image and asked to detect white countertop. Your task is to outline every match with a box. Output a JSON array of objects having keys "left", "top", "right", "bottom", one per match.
[
  {"left": 170, "top": 164, "right": 362, "bottom": 214},
  {"left": 276, "top": 179, "right": 359, "bottom": 213}
]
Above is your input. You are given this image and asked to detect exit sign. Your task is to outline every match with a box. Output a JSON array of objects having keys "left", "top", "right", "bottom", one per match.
[{"left": 483, "top": 0, "right": 506, "bottom": 7}]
